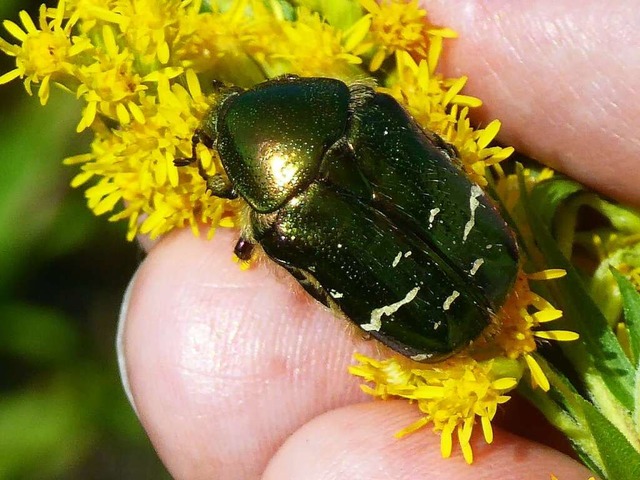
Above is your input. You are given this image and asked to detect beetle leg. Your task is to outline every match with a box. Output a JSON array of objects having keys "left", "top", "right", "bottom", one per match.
[
  {"left": 269, "top": 73, "right": 300, "bottom": 83},
  {"left": 174, "top": 129, "right": 238, "bottom": 199},
  {"left": 174, "top": 128, "right": 214, "bottom": 167},
  {"left": 429, "top": 130, "right": 459, "bottom": 160},
  {"left": 206, "top": 174, "right": 238, "bottom": 199},
  {"left": 233, "top": 237, "right": 255, "bottom": 261},
  {"left": 211, "top": 79, "right": 244, "bottom": 95}
]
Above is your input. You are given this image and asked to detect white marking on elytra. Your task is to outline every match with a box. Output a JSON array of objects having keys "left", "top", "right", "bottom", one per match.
[
  {"left": 469, "top": 258, "right": 485, "bottom": 276},
  {"left": 360, "top": 286, "right": 421, "bottom": 332},
  {"left": 392, "top": 250, "right": 412, "bottom": 267},
  {"left": 463, "top": 185, "right": 483, "bottom": 242},
  {"left": 411, "top": 353, "right": 429, "bottom": 361},
  {"left": 330, "top": 290, "right": 344, "bottom": 299},
  {"left": 442, "top": 290, "right": 460, "bottom": 311},
  {"left": 486, "top": 244, "right": 493, "bottom": 250},
  {"left": 429, "top": 207, "right": 440, "bottom": 227},
  {"left": 433, "top": 320, "right": 442, "bottom": 330}
]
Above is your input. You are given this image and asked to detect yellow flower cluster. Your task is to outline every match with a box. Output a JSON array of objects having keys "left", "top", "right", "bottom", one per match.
[
  {"left": 0, "top": 0, "right": 572, "bottom": 463},
  {"left": 351, "top": 354, "right": 518, "bottom": 463}
]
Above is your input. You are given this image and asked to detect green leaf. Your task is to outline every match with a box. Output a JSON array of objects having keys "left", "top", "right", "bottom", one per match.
[
  {"left": 611, "top": 269, "right": 640, "bottom": 366},
  {"left": 596, "top": 201, "right": 640, "bottom": 234},
  {"left": 530, "top": 176, "right": 584, "bottom": 227},
  {"left": 610, "top": 269, "right": 640, "bottom": 439},
  {"left": 579, "top": 393, "right": 640, "bottom": 480},
  {"left": 520, "top": 354, "right": 640, "bottom": 479},
  {"left": 518, "top": 168, "right": 636, "bottom": 412},
  {"left": 530, "top": 177, "right": 640, "bottom": 260},
  {"left": 0, "top": 303, "right": 79, "bottom": 363},
  {"left": 0, "top": 92, "right": 82, "bottom": 292},
  {"left": 519, "top": 356, "right": 604, "bottom": 476}
]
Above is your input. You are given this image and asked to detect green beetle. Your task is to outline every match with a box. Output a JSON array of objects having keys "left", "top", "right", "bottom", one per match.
[{"left": 177, "top": 75, "right": 519, "bottom": 362}]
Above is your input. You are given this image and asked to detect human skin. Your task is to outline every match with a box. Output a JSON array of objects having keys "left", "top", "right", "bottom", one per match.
[{"left": 119, "top": 1, "right": 639, "bottom": 478}]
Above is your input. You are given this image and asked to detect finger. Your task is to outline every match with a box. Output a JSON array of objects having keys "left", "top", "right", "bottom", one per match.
[
  {"left": 426, "top": 0, "right": 640, "bottom": 206},
  {"left": 263, "top": 401, "right": 595, "bottom": 480},
  {"left": 121, "top": 229, "right": 379, "bottom": 479}
]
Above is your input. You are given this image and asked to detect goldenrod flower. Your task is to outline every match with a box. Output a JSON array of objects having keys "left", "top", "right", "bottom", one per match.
[
  {"left": 351, "top": 354, "right": 519, "bottom": 463},
  {"left": 0, "top": 0, "right": 579, "bottom": 465},
  {"left": 0, "top": 1, "right": 91, "bottom": 104},
  {"left": 257, "top": 7, "right": 364, "bottom": 79},
  {"left": 355, "top": 0, "right": 456, "bottom": 72}
]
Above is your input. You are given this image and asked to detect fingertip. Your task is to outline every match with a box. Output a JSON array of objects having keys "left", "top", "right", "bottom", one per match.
[{"left": 264, "top": 401, "right": 595, "bottom": 480}]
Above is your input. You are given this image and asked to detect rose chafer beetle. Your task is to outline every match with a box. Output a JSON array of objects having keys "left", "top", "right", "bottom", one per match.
[{"left": 177, "top": 76, "right": 519, "bottom": 362}]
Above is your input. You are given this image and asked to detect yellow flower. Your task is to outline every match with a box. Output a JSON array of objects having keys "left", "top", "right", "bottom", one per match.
[
  {"left": 354, "top": 0, "right": 456, "bottom": 72},
  {"left": 256, "top": 6, "right": 364, "bottom": 79},
  {"left": 74, "top": 39, "right": 149, "bottom": 132},
  {"left": 108, "top": 0, "right": 181, "bottom": 66},
  {"left": 351, "top": 354, "right": 519, "bottom": 463},
  {"left": 171, "top": 0, "right": 260, "bottom": 77},
  {"left": 0, "top": 1, "right": 91, "bottom": 104},
  {"left": 66, "top": 68, "right": 230, "bottom": 240}
]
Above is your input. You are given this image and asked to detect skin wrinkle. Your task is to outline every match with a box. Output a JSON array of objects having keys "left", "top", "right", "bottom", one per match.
[{"left": 177, "top": 305, "right": 246, "bottom": 377}]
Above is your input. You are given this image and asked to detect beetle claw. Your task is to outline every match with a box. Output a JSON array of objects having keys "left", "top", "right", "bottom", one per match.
[
  {"left": 271, "top": 73, "right": 300, "bottom": 82},
  {"left": 173, "top": 157, "right": 194, "bottom": 167},
  {"left": 211, "top": 79, "right": 244, "bottom": 96}
]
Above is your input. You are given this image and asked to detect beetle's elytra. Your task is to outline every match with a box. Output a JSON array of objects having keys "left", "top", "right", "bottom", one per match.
[{"left": 177, "top": 76, "right": 519, "bottom": 362}]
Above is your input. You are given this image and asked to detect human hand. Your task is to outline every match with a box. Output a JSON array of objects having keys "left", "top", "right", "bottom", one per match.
[{"left": 118, "top": 1, "right": 638, "bottom": 478}]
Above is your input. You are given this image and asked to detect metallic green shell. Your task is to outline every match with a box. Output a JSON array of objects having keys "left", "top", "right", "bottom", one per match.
[{"left": 211, "top": 77, "right": 519, "bottom": 361}]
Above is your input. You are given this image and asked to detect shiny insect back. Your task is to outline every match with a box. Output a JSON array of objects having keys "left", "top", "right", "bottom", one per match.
[{"left": 177, "top": 76, "right": 520, "bottom": 362}]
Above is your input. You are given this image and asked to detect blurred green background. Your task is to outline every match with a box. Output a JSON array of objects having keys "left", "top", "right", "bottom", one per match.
[{"left": 0, "top": 2, "right": 170, "bottom": 478}]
